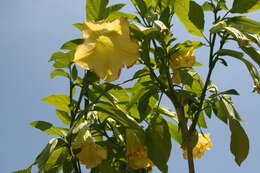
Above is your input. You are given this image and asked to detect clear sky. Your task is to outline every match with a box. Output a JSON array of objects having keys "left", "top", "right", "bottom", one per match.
[{"left": 0, "top": 0, "right": 259, "bottom": 173}]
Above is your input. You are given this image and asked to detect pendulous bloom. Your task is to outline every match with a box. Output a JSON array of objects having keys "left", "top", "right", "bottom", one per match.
[
  {"left": 170, "top": 47, "right": 196, "bottom": 69},
  {"left": 182, "top": 133, "right": 212, "bottom": 159},
  {"left": 74, "top": 18, "right": 139, "bottom": 82},
  {"left": 170, "top": 47, "right": 196, "bottom": 84},
  {"left": 72, "top": 129, "right": 107, "bottom": 168},
  {"left": 125, "top": 129, "right": 153, "bottom": 169}
]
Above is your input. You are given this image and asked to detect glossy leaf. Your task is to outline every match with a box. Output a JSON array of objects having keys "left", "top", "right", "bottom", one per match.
[
  {"left": 227, "top": 16, "right": 260, "bottom": 34},
  {"left": 13, "top": 167, "right": 32, "bottom": 173},
  {"left": 202, "top": 2, "right": 214, "bottom": 11},
  {"left": 230, "top": 0, "right": 259, "bottom": 13},
  {"left": 60, "top": 39, "right": 84, "bottom": 50},
  {"left": 137, "top": 88, "right": 157, "bottom": 120},
  {"left": 71, "top": 65, "right": 78, "bottom": 81},
  {"left": 106, "top": 4, "right": 125, "bottom": 13},
  {"left": 86, "top": 0, "right": 109, "bottom": 20},
  {"left": 213, "top": 100, "right": 228, "bottom": 123},
  {"left": 189, "top": 1, "right": 205, "bottom": 31},
  {"left": 198, "top": 112, "right": 207, "bottom": 128},
  {"left": 73, "top": 23, "right": 84, "bottom": 31},
  {"left": 217, "top": 49, "right": 260, "bottom": 88},
  {"left": 42, "top": 147, "right": 69, "bottom": 172},
  {"left": 49, "top": 51, "right": 74, "bottom": 68},
  {"left": 35, "top": 138, "right": 66, "bottom": 169},
  {"left": 219, "top": 89, "right": 240, "bottom": 96},
  {"left": 130, "top": 0, "right": 147, "bottom": 15},
  {"left": 55, "top": 110, "right": 71, "bottom": 125},
  {"left": 106, "top": 11, "right": 136, "bottom": 20},
  {"left": 30, "top": 121, "right": 68, "bottom": 136},
  {"left": 41, "top": 94, "right": 70, "bottom": 112},
  {"left": 174, "top": 0, "right": 203, "bottom": 36},
  {"left": 167, "top": 122, "right": 182, "bottom": 145},
  {"left": 50, "top": 69, "right": 69, "bottom": 79},
  {"left": 204, "top": 100, "right": 212, "bottom": 118},
  {"left": 146, "top": 116, "right": 171, "bottom": 173},
  {"left": 240, "top": 46, "right": 260, "bottom": 68},
  {"left": 229, "top": 118, "right": 249, "bottom": 165}
]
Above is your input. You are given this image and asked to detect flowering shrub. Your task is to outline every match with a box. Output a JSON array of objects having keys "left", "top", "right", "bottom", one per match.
[{"left": 15, "top": 0, "right": 259, "bottom": 173}]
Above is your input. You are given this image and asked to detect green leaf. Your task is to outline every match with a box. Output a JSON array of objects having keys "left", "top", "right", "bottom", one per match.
[
  {"left": 30, "top": 121, "right": 68, "bottom": 136},
  {"left": 213, "top": 100, "right": 228, "bottom": 123},
  {"left": 204, "top": 100, "right": 212, "bottom": 118},
  {"left": 106, "top": 11, "right": 136, "bottom": 20},
  {"left": 240, "top": 46, "right": 260, "bottom": 68},
  {"left": 146, "top": 116, "right": 171, "bottom": 173},
  {"left": 13, "top": 167, "right": 32, "bottom": 173},
  {"left": 248, "top": 2, "right": 260, "bottom": 12},
  {"left": 137, "top": 88, "right": 157, "bottom": 120},
  {"left": 174, "top": 0, "right": 203, "bottom": 36},
  {"left": 56, "top": 110, "right": 71, "bottom": 125},
  {"left": 229, "top": 118, "right": 249, "bottom": 165},
  {"left": 62, "top": 157, "right": 74, "bottom": 173},
  {"left": 94, "top": 102, "right": 142, "bottom": 130},
  {"left": 49, "top": 51, "right": 74, "bottom": 68},
  {"left": 202, "top": 2, "right": 214, "bottom": 11},
  {"left": 98, "top": 161, "right": 120, "bottom": 173},
  {"left": 246, "top": 33, "right": 260, "bottom": 47},
  {"left": 50, "top": 69, "right": 69, "bottom": 79},
  {"left": 217, "top": 49, "right": 260, "bottom": 88},
  {"left": 189, "top": 1, "right": 205, "bottom": 31},
  {"left": 198, "top": 112, "right": 207, "bottom": 128},
  {"left": 35, "top": 138, "right": 66, "bottom": 169},
  {"left": 86, "top": 0, "right": 109, "bottom": 20},
  {"left": 211, "top": 23, "right": 260, "bottom": 67},
  {"left": 217, "top": 49, "right": 244, "bottom": 59},
  {"left": 156, "top": 106, "right": 178, "bottom": 122},
  {"left": 60, "top": 39, "right": 84, "bottom": 50},
  {"left": 71, "top": 65, "right": 78, "bottom": 81},
  {"left": 73, "top": 23, "right": 84, "bottom": 31},
  {"left": 42, "top": 147, "right": 69, "bottom": 172},
  {"left": 230, "top": 0, "right": 259, "bottom": 13},
  {"left": 227, "top": 16, "right": 260, "bottom": 34},
  {"left": 167, "top": 122, "right": 182, "bottom": 144},
  {"left": 216, "top": 0, "right": 228, "bottom": 10},
  {"left": 219, "top": 89, "right": 240, "bottom": 95},
  {"left": 41, "top": 94, "right": 70, "bottom": 112},
  {"left": 131, "top": 0, "right": 147, "bottom": 15},
  {"left": 106, "top": 4, "right": 125, "bottom": 13}
]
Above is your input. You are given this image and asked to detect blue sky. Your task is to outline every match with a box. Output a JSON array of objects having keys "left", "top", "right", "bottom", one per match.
[{"left": 0, "top": 0, "right": 259, "bottom": 173}]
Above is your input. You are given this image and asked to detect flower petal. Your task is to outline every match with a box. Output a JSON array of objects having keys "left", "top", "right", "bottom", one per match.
[{"left": 74, "top": 18, "right": 139, "bottom": 82}]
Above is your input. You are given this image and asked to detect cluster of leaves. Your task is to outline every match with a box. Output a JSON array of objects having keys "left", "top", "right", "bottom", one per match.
[{"left": 15, "top": 0, "right": 259, "bottom": 173}]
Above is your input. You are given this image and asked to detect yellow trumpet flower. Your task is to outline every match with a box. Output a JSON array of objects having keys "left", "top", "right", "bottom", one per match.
[
  {"left": 74, "top": 18, "right": 139, "bottom": 82},
  {"left": 170, "top": 47, "right": 196, "bottom": 84},
  {"left": 182, "top": 133, "right": 212, "bottom": 159},
  {"left": 170, "top": 48, "right": 196, "bottom": 69},
  {"left": 125, "top": 129, "right": 153, "bottom": 169},
  {"left": 72, "top": 129, "right": 107, "bottom": 168}
]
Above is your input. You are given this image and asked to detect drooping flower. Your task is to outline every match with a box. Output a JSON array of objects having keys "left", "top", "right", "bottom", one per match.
[
  {"left": 74, "top": 18, "right": 139, "bottom": 82},
  {"left": 125, "top": 129, "right": 153, "bottom": 169},
  {"left": 72, "top": 128, "right": 107, "bottom": 168},
  {"left": 170, "top": 47, "right": 196, "bottom": 84},
  {"left": 182, "top": 133, "right": 212, "bottom": 159},
  {"left": 170, "top": 47, "right": 196, "bottom": 69}
]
